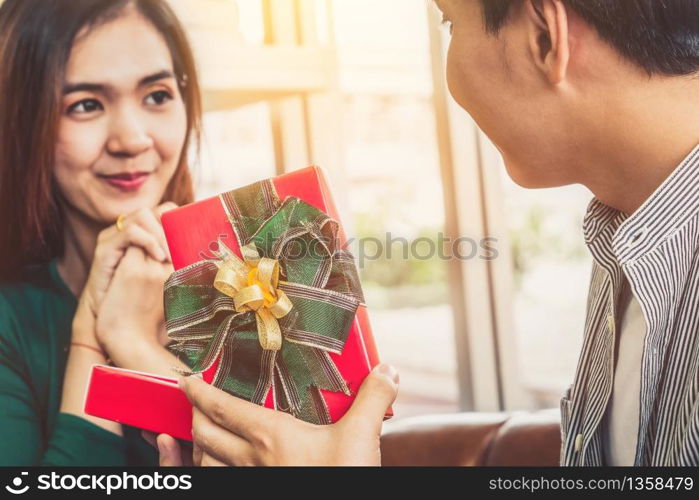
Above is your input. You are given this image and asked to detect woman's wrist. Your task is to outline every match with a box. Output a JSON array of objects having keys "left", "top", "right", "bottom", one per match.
[
  {"left": 70, "top": 341, "right": 107, "bottom": 358},
  {"left": 72, "top": 298, "right": 99, "bottom": 344},
  {"left": 105, "top": 334, "right": 185, "bottom": 377}
]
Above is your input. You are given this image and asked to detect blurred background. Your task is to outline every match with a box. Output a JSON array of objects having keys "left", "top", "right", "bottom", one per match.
[{"left": 169, "top": 0, "right": 593, "bottom": 418}]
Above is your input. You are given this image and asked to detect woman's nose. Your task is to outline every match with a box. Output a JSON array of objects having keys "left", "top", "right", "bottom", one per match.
[{"left": 106, "top": 111, "right": 154, "bottom": 157}]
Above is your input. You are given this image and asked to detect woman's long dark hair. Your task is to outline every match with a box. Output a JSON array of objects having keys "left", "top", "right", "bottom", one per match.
[{"left": 0, "top": 0, "right": 202, "bottom": 281}]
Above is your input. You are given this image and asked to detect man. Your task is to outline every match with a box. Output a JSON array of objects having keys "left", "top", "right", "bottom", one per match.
[{"left": 155, "top": 0, "right": 699, "bottom": 466}]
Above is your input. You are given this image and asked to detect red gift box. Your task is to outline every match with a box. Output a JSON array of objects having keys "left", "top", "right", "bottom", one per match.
[
  {"left": 163, "top": 166, "right": 388, "bottom": 422},
  {"left": 85, "top": 166, "right": 389, "bottom": 440},
  {"left": 85, "top": 365, "right": 193, "bottom": 441}
]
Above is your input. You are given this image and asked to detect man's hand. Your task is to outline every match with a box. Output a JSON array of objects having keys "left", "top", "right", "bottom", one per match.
[{"left": 152, "top": 364, "right": 399, "bottom": 466}]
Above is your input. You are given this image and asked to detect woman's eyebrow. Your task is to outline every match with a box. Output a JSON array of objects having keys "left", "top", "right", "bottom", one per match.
[
  {"left": 138, "top": 69, "right": 175, "bottom": 87},
  {"left": 62, "top": 69, "right": 175, "bottom": 96}
]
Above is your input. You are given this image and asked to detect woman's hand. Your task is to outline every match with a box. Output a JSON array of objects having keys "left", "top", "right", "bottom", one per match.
[
  {"left": 95, "top": 245, "right": 175, "bottom": 367},
  {"left": 80, "top": 203, "right": 175, "bottom": 319},
  {"left": 153, "top": 364, "right": 399, "bottom": 466}
]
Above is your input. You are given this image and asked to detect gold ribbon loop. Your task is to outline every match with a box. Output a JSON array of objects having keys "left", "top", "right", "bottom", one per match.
[
  {"left": 234, "top": 284, "right": 266, "bottom": 311},
  {"left": 241, "top": 243, "right": 261, "bottom": 266},
  {"left": 212, "top": 241, "right": 292, "bottom": 352},
  {"left": 214, "top": 260, "right": 248, "bottom": 297},
  {"left": 256, "top": 309, "right": 283, "bottom": 351},
  {"left": 269, "top": 289, "right": 293, "bottom": 319},
  {"left": 256, "top": 257, "right": 279, "bottom": 291}
]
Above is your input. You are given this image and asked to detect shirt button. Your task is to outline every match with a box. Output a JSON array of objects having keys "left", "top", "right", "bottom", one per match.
[{"left": 575, "top": 433, "right": 584, "bottom": 452}]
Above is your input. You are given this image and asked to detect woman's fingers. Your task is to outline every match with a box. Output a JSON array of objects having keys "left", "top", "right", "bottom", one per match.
[
  {"left": 116, "top": 207, "right": 171, "bottom": 261},
  {"left": 112, "top": 222, "right": 167, "bottom": 263},
  {"left": 191, "top": 406, "right": 255, "bottom": 466},
  {"left": 155, "top": 201, "right": 178, "bottom": 219},
  {"left": 141, "top": 430, "right": 157, "bottom": 449},
  {"left": 157, "top": 434, "right": 184, "bottom": 466},
  {"left": 130, "top": 208, "right": 170, "bottom": 260},
  {"left": 146, "top": 432, "right": 195, "bottom": 466}
]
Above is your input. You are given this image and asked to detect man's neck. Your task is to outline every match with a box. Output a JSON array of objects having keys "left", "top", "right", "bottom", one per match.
[{"left": 579, "top": 77, "right": 699, "bottom": 216}]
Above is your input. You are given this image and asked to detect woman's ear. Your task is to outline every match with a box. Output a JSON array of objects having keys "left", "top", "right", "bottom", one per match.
[{"left": 525, "top": 0, "right": 570, "bottom": 84}]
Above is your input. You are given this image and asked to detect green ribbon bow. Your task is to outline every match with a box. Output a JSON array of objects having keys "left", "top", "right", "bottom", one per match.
[{"left": 164, "top": 179, "right": 364, "bottom": 424}]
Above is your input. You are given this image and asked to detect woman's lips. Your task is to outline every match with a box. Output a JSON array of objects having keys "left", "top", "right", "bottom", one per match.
[{"left": 98, "top": 172, "right": 151, "bottom": 192}]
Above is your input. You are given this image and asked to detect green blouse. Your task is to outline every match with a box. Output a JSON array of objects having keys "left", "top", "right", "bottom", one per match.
[{"left": 0, "top": 260, "right": 157, "bottom": 466}]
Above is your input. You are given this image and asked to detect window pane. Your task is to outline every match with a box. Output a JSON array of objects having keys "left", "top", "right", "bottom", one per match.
[
  {"left": 500, "top": 169, "right": 592, "bottom": 408},
  {"left": 236, "top": 0, "right": 266, "bottom": 45},
  {"left": 333, "top": 0, "right": 459, "bottom": 417},
  {"left": 196, "top": 103, "right": 276, "bottom": 198}
]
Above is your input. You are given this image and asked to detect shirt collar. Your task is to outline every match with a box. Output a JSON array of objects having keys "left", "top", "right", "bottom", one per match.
[{"left": 583, "top": 143, "right": 699, "bottom": 265}]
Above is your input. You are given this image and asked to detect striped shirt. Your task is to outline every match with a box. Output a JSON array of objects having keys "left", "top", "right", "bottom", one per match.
[{"left": 560, "top": 143, "right": 699, "bottom": 466}]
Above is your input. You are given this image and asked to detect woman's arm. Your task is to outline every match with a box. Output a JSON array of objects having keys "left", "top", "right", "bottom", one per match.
[
  {"left": 0, "top": 329, "right": 46, "bottom": 465},
  {"left": 0, "top": 306, "right": 129, "bottom": 466},
  {"left": 58, "top": 246, "right": 188, "bottom": 439},
  {"left": 82, "top": 205, "right": 187, "bottom": 378},
  {"left": 0, "top": 205, "right": 183, "bottom": 466},
  {"left": 59, "top": 299, "right": 121, "bottom": 435},
  {"left": 58, "top": 203, "right": 185, "bottom": 431},
  {"left": 94, "top": 246, "right": 188, "bottom": 378}
]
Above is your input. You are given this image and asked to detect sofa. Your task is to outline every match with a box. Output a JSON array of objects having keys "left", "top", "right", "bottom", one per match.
[{"left": 380, "top": 409, "right": 562, "bottom": 466}]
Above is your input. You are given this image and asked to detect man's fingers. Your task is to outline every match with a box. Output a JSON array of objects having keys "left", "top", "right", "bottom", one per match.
[
  {"left": 200, "top": 453, "right": 228, "bottom": 467},
  {"left": 157, "top": 434, "right": 184, "bottom": 466},
  {"left": 342, "top": 364, "right": 399, "bottom": 432},
  {"left": 193, "top": 443, "right": 204, "bottom": 466},
  {"left": 180, "top": 375, "right": 275, "bottom": 442},
  {"left": 192, "top": 407, "right": 254, "bottom": 466}
]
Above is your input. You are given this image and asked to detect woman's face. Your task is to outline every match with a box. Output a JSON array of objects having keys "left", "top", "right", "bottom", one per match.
[{"left": 55, "top": 5, "right": 188, "bottom": 225}]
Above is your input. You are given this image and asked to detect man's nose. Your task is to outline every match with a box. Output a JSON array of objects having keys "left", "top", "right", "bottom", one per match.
[{"left": 106, "top": 109, "right": 153, "bottom": 157}]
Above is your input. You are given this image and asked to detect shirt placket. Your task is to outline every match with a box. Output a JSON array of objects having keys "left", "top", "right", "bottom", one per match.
[
  {"left": 623, "top": 259, "right": 665, "bottom": 465},
  {"left": 578, "top": 247, "right": 625, "bottom": 465}
]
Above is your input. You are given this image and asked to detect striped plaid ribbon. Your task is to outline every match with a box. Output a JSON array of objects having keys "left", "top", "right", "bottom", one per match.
[{"left": 164, "top": 179, "right": 365, "bottom": 425}]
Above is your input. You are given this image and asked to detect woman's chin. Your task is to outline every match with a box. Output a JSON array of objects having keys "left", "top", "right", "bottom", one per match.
[{"left": 96, "top": 198, "right": 160, "bottom": 224}]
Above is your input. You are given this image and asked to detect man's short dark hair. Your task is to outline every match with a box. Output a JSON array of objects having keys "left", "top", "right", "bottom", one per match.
[{"left": 480, "top": 0, "right": 699, "bottom": 76}]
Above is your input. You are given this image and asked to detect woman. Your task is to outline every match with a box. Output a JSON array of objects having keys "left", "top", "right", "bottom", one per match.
[{"left": 0, "top": 0, "right": 201, "bottom": 465}]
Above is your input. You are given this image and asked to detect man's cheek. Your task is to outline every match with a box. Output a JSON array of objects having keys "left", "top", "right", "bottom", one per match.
[
  {"left": 446, "top": 57, "right": 472, "bottom": 112},
  {"left": 445, "top": 48, "right": 462, "bottom": 104}
]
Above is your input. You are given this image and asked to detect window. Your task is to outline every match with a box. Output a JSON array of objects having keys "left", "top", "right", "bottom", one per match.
[
  {"left": 332, "top": 0, "right": 459, "bottom": 416},
  {"left": 500, "top": 173, "right": 591, "bottom": 408},
  {"left": 177, "top": 0, "right": 591, "bottom": 418}
]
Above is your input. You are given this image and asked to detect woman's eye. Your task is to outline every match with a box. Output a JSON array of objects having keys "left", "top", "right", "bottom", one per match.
[
  {"left": 67, "top": 99, "right": 103, "bottom": 115},
  {"left": 145, "top": 90, "right": 173, "bottom": 106}
]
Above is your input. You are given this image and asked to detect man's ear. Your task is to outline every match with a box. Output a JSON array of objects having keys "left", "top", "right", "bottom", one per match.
[{"left": 525, "top": 0, "right": 570, "bottom": 84}]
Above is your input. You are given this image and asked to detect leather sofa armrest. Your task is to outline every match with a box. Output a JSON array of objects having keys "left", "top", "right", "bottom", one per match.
[
  {"left": 380, "top": 412, "right": 510, "bottom": 466},
  {"left": 481, "top": 409, "right": 561, "bottom": 466},
  {"left": 380, "top": 409, "right": 561, "bottom": 466}
]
